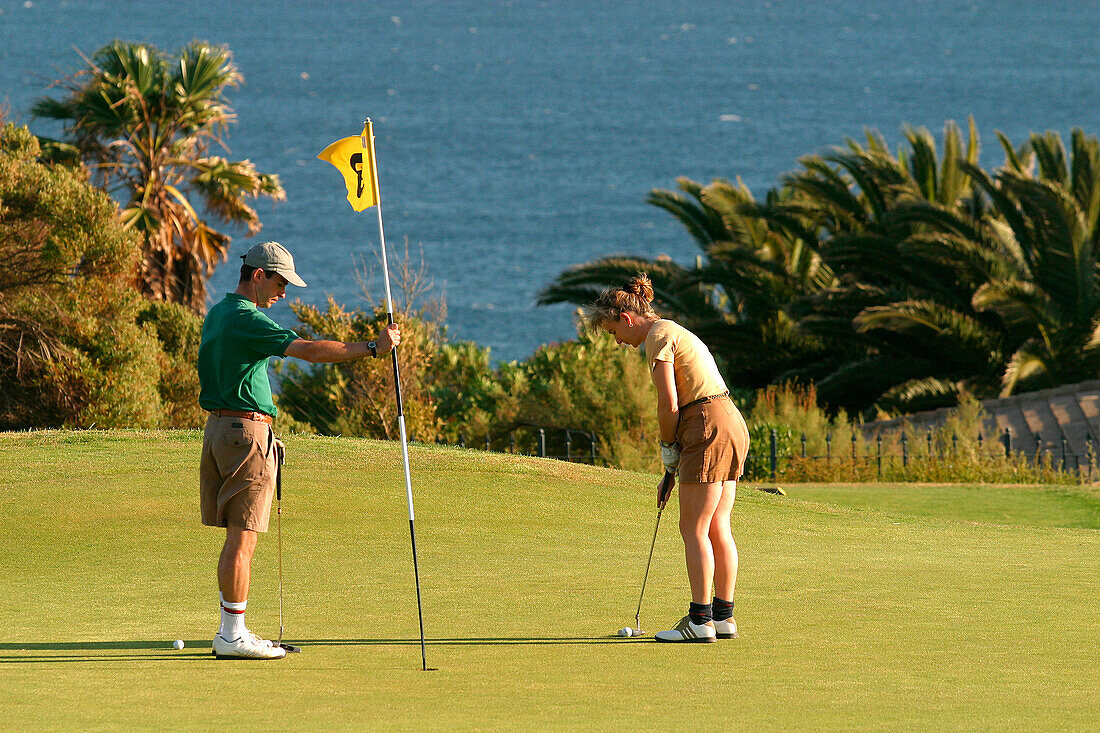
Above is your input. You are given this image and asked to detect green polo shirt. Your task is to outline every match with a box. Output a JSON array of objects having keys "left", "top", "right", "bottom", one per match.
[{"left": 197, "top": 294, "right": 300, "bottom": 417}]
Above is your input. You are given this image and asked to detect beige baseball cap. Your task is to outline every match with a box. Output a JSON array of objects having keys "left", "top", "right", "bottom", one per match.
[{"left": 242, "top": 241, "right": 307, "bottom": 287}]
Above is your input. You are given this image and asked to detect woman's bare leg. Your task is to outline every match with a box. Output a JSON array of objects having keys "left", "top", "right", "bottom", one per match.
[
  {"left": 709, "top": 480, "right": 738, "bottom": 601},
  {"left": 678, "top": 481, "right": 724, "bottom": 604}
]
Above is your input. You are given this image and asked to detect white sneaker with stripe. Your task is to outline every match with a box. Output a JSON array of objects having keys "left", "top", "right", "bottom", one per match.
[
  {"left": 212, "top": 630, "right": 287, "bottom": 659},
  {"left": 654, "top": 615, "right": 717, "bottom": 643},
  {"left": 713, "top": 617, "right": 738, "bottom": 639}
]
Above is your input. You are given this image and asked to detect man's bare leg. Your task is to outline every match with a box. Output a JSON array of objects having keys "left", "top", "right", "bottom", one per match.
[{"left": 219, "top": 524, "right": 257, "bottom": 603}]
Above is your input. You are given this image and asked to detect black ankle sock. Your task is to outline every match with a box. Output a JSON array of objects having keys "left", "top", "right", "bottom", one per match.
[
  {"left": 712, "top": 597, "right": 734, "bottom": 622},
  {"left": 688, "top": 601, "right": 712, "bottom": 625}
]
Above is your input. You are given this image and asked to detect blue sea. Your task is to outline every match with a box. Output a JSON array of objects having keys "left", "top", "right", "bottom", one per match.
[{"left": 3, "top": 0, "right": 1100, "bottom": 362}]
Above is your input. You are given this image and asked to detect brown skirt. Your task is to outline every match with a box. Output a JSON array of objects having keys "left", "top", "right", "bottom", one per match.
[{"left": 675, "top": 396, "right": 750, "bottom": 483}]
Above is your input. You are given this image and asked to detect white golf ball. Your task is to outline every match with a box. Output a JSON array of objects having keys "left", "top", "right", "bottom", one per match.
[
  {"left": 619, "top": 627, "right": 632, "bottom": 637},
  {"left": 173, "top": 639, "right": 185, "bottom": 650}
]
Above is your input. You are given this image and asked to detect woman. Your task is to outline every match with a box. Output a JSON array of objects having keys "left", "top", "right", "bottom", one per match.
[{"left": 583, "top": 274, "right": 749, "bottom": 643}]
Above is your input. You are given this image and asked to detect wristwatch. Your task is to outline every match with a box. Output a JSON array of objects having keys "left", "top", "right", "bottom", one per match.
[{"left": 367, "top": 340, "right": 378, "bottom": 358}]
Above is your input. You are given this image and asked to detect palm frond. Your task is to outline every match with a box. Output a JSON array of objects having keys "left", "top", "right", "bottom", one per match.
[
  {"left": 1000, "top": 340, "right": 1052, "bottom": 396},
  {"left": 536, "top": 256, "right": 714, "bottom": 321},
  {"left": 1029, "top": 130, "right": 1069, "bottom": 185},
  {"left": 873, "top": 376, "right": 962, "bottom": 416},
  {"left": 902, "top": 124, "right": 939, "bottom": 202},
  {"left": 645, "top": 178, "right": 727, "bottom": 252},
  {"left": 1070, "top": 128, "right": 1100, "bottom": 220},
  {"left": 972, "top": 279, "right": 1055, "bottom": 336},
  {"left": 855, "top": 300, "right": 1002, "bottom": 372},
  {"left": 995, "top": 130, "right": 1032, "bottom": 174}
]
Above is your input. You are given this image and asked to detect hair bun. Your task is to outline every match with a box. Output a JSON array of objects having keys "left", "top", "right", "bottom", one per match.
[
  {"left": 625, "top": 273, "right": 654, "bottom": 303},
  {"left": 580, "top": 272, "right": 658, "bottom": 330}
]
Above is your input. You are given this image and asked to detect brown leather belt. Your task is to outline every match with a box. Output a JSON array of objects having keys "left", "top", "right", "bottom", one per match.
[
  {"left": 210, "top": 409, "right": 273, "bottom": 425},
  {"left": 680, "top": 392, "right": 729, "bottom": 410}
]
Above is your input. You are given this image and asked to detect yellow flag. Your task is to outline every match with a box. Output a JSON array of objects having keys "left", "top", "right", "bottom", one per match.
[{"left": 318, "top": 123, "right": 378, "bottom": 212}]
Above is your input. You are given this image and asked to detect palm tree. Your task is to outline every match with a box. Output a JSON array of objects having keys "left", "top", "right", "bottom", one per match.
[
  {"left": 539, "top": 177, "right": 833, "bottom": 387},
  {"left": 546, "top": 120, "right": 1100, "bottom": 418},
  {"left": 33, "top": 40, "right": 285, "bottom": 312},
  {"left": 752, "top": 118, "right": 1019, "bottom": 415},
  {"left": 963, "top": 129, "right": 1100, "bottom": 394},
  {"left": 800, "top": 125, "right": 1100, "bottom": 410}
]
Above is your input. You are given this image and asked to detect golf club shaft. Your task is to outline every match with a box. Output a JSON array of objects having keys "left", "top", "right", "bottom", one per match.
[
  {"left": 635, "top": 505, "right": 664, "bottom": 631},
  {"left": 276, "top": 444, "right": 285, "bottom": 646},
  {"left": 277, "top": 499, "right": 286, "bottom": 642}
]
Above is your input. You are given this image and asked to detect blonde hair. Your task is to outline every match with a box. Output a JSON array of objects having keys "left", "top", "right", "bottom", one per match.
[{"left": 579, "top": 273, "right": 658, "bottom": 331}]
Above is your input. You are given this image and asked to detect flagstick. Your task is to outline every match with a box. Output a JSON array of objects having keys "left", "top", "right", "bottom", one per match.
[{"left": 363, "top": 118, "right": 429, "bottom": 672}]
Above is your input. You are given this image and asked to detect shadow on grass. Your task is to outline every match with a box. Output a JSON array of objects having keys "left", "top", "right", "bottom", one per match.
[
  {"left": 0, "top": 635, "right": 633, "bottom": 662},
  {"left": 0, "top": 640, "right": 210, "bottom": 664},
  {"left": 0, "top": 653, "right": 212, "bottom": 664},
  {"left": 0, "top": 641, "right": 190, "bottom": 651},
  {"left": 295, "top": 637, "right": 631, "bottom": 647}
]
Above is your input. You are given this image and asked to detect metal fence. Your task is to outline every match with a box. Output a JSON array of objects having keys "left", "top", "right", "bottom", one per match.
[
  {"left": 434, "top": 425, "right": 604, "bottom": 465},
  {"left": 432, "top": 423, "right": 1100, "bottom": 482},
  {"left": 744, "top": 427, "right": 1099, "bottom": 483}
]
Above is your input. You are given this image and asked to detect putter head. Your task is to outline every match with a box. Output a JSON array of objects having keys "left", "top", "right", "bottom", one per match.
[
  {"left": 631, "top": 628, "right": 646, "bottom": 637},
  {"left": 278, "top": 643, "right": 301, "bottom": 653}
]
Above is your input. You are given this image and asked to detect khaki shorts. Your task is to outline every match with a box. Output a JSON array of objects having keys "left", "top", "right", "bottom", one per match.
[
  {"left": 200, "top": 414, "right": 276, "bottom": 532},
  {"left": 675, "top": 396, "right": 750, "bottom": 484}
]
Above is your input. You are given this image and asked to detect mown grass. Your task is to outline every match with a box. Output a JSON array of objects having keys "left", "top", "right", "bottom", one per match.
[
  {"left": 1, "top": 430, "right": 1098, "bottom": 731},
  {"left": 774, "top": 482, "right": 1100, "bottom": 529}
]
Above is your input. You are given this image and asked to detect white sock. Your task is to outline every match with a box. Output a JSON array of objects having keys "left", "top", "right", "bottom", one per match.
[{"left": 219, "top": 592, "right": 247, "bottom": 639}]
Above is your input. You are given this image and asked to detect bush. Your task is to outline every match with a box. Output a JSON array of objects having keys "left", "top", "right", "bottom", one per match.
[
  {"left": 743, "top": 383, "right": 1081, "bottom": 484},
  {"left": 275, "top": 297, "right": 441, "bottom": 440},
  {"left": 135, "top": 301, "right": 204, "bottom": 428},
  {"left": 427, "top": 341, "right": 507, "bottom": 444},
  {"left": 499, "top": 325, "right": 659, "bottom": 472},
  {"left": 0, "top": 120, "right": 172, "bottom": 428},
  {"left": 0, "top": 120, "right": 234, "bottom": 429}
]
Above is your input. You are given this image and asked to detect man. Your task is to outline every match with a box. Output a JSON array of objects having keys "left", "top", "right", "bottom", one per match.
[{"left": 198, "top": 240, "right": 400, "bottom": 660}]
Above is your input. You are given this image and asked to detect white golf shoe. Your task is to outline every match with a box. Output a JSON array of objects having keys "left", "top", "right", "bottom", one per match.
[
  {"left": 713, "top": 617, "right": 738, "bottom": 639},
  {"left": 654, "top": 616, "right": 717, "bottom": 643},
  {"left": 212, "top": 630, "right": 287, "bottom": 660}
]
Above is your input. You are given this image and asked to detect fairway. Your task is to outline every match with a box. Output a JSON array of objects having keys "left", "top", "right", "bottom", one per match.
[
  {"left": 1, "top": 431, "right": 1098, "bottom": 731},
  {"left": 779, "top": 482, "right": 1100, "bottom": 529}
]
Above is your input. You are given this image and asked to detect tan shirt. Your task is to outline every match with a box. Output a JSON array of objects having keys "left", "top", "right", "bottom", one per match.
[{"left": 645, "top": 319, "right": 728, "bottom": 407}]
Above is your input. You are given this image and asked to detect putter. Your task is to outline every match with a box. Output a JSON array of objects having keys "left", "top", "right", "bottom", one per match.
[
  {"left": 633, "top": 470, "right": 675, "bottom": 636},
  {"left": 274, "top": 444, "right": 301, "bottom": 654}
]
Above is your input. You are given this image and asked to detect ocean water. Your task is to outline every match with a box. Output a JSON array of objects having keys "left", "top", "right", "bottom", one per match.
[{"left": 3, "top": 0, "right": 1100, "bottom": 362}]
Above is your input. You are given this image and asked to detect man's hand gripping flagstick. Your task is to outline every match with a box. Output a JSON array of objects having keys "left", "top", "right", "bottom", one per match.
[{"left": 318, "top": 119, "right": 431, "bottom": 671}]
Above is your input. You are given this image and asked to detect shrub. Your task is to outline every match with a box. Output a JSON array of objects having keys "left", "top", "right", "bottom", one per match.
[
  {"left": 275, "top": 255, "right": 662, "bottom": 470},
  {"left": 743, "top": 383, "right": 1081, "bottom": 484},
  {"left": 0, "top": 120, "right": 171, "bottom": 428},
  {"left": 426, "top": 340, "right": 507, "bottom": 444},
  {"left": 275, "top": 297, "right": 441, "bottom": 440},
  {"left": 501, "top": 324, "right": 659, "bottom": 472},
  {"left": 136, "top": 301, "right": 204, "bottom": 428}
]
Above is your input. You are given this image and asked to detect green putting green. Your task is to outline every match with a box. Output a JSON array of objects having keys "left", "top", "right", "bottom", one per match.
[
  {"left": 1, "top": 431, "right": 1097, "bottom": 731},
  {"left": 775, "top": 482, "right": 1100, "bottom": 528}
]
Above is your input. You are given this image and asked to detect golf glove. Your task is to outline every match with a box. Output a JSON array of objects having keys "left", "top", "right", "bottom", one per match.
[{"left": 659, "top": 440, "right": 681, "bottom": 473}]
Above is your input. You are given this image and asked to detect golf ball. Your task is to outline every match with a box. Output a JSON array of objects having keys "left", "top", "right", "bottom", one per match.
[
  {"left": 619, "top": 627, "right": 632, "bottom": 638},
  {"left": 173, "top": 639, "right": 185, "bottom": 650}
]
